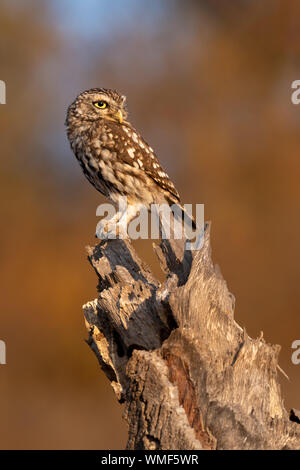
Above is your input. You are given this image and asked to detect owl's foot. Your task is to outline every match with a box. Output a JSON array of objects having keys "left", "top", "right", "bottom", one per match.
[
  {"left": 95, "top": 203, "right": 142, "bottom": 240},
  {"left": 95, "top": 217, "right": 129, "bottom": 240}
]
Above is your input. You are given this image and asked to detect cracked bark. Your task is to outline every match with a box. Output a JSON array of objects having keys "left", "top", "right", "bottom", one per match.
[{"left": 83, "top": 223, "right": 300, "bottom": 450}]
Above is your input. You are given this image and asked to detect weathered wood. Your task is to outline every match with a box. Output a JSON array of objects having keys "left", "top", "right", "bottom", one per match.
[{"left": 83, "top": 224, "right": 300, "bottom": 450}]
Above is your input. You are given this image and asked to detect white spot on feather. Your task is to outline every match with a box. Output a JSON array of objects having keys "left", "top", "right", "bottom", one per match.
[{"left": 127, "top": 148, "right": 135, "bottom": 159}]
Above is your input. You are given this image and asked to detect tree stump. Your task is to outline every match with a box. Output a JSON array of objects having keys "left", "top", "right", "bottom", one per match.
[{"left": 83, "top": 223, "right": 300, "bottom": 450}]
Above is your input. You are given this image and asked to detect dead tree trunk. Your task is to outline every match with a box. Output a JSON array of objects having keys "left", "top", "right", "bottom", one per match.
[{"left": 83, "top": 223, "right": 300, "bottom": 450}]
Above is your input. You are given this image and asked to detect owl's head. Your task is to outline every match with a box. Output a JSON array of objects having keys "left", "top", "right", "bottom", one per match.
[{"left": 65, "top": 88, "right": 128, "bottom": 129}]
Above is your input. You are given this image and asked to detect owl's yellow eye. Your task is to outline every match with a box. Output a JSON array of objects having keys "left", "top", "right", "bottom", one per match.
[{"left": 94, "top": 100, "right": 108, "bottom": 109}]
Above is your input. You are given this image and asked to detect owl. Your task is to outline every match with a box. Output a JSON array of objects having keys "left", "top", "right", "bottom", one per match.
[{"left": 65, "top": 88, "right": 194, "bottom": 238}]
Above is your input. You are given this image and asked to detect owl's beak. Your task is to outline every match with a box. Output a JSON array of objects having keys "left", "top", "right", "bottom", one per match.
[{"left": 115, "top": 110, "right": 123, "bottom": 124}]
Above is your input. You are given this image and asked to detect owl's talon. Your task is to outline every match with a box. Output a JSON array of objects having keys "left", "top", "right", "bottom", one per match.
[{"left": 96, "top": 218, "right": 129, "bottom": 240}]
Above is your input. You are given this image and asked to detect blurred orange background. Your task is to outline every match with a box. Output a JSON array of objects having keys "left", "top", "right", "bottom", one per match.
[{"left": 1, "top": 0, "right": 300, "bottom": 449}]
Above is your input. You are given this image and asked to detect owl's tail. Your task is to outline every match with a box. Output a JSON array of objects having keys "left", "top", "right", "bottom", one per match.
[
  {"left": 152, "top": 198, "right": 197, "bottom": 241},
  {"left": 172, "top": 203, "right": 197, "bottom": 231}
]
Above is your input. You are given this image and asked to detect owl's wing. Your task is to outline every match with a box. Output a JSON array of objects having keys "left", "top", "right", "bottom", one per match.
[
  {"left": 144, "top": 163, "right": 180, "bottom": 204},
  {"left": 106, "top": 122, "right": 181, "bottom": 203}
]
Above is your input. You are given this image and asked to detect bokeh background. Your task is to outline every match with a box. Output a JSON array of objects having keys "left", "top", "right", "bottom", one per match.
[{"left": 1, "top": 0, "right": 300, "bottom": 449}]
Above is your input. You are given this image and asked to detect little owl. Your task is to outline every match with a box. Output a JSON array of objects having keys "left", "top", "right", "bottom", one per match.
[{"left": 65, "top": 88, "right": 194, "bottom": 238}]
